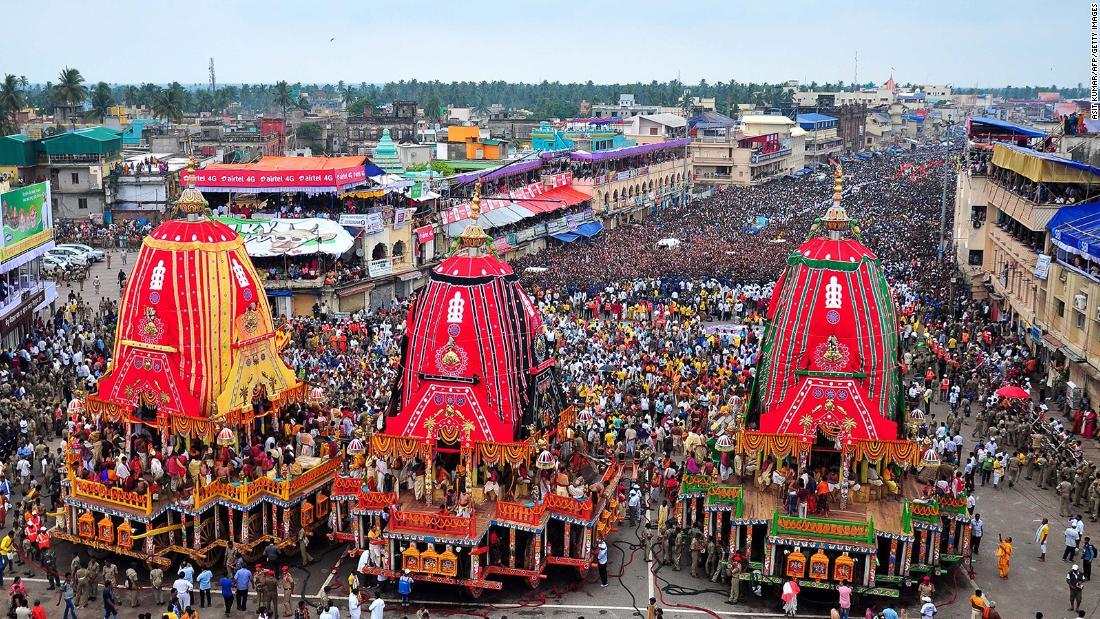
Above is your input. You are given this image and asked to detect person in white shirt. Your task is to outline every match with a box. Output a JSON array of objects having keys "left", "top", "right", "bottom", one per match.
[
  {"left": 348, "top": 589, "right": 361, "bottom": 619},
  {"left": 920, "top": 596, "right": 937, "bottom": 618},
  {"left": 367, "top": 590, "right": 385, "bottom": 619}
]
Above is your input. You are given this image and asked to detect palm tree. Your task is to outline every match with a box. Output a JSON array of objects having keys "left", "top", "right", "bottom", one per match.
[
  {"left": 125, "top": 85, "right": 140, "bottom": 108},
  {"left": 17, "top": 76, "right": 28, "bottom": 92},
  {"left": 342, "top": 86, "right": 356, "bottom": 109},
  {"left": 151, "top": 87, "right": 183, "bottom": 126},
  {"left": 0, "top": 74, "right": 26, "bottom": 134},
  {"left": 89, "top": 82, "right": 114, "bottom": 122},
  {"left": 295, "top": 96, "right": 310, "bottom": 112},
  {"left": 54, "top": 67, "right": 87, "bottom": 107},
  {"left": 273, "top": 81, "right": 292, "bottom": 118}
]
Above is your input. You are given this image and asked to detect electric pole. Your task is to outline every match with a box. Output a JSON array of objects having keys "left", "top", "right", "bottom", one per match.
[{"left": 681, "top": 87, "right": 691, "bottom": 207}]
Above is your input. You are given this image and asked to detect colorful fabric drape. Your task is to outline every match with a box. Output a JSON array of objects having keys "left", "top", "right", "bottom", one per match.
[
  {"left": 475, "top": 440, "right": 532, "bottom": 466},
  {"left": 850, "top": 439, "right": 919, "bottom": 465},
  {"left": 84, "top": 395, "right": 128, "bottom": 423},
  {"left": 370, "top": 433, "right": 432, "bottom": 460},
  {"left": 737, "top": 431, "right": 810, "bottom": 457}
]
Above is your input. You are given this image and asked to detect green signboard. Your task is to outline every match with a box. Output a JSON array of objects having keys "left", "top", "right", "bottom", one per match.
[{"left": 0, "top": 182, "right": 52, "bottom": 262}]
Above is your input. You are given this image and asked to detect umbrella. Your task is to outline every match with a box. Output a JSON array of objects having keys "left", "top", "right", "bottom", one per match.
[{"left": 995, "top": 385, "right": 1029, "bottom": 399}]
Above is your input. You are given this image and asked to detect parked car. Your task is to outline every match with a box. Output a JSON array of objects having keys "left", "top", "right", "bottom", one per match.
[
  {"left": 56, "top": 243, "right": 105, "bottom": 262},
  {"left": 46, "top": 246, "right": 90, "bottom": 266},
  {"left": 42, "top": 254, "right": 71, "bottom": 275}
]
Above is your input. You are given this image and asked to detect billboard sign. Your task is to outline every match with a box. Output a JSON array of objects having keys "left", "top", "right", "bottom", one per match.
[{"left": 0, "top": 182, "right": 53, "bottom": 263}]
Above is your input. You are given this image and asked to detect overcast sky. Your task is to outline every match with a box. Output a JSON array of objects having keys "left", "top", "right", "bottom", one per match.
[{"left": 3, "top": 0, "right": 1086, "bottom": 88}]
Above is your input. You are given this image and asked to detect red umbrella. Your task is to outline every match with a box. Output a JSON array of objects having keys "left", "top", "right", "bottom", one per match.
[{"left": 995, "top": 385, "right": 1030, "bottom": 399}]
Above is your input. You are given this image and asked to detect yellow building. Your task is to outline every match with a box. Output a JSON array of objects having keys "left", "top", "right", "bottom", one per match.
[{"left": 447, "top": 125, "right": 502, "bottom": 160}]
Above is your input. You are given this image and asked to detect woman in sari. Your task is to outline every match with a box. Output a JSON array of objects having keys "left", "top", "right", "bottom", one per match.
[{"left": 994, "top": 534, "right": 1013, "bottom": 578}]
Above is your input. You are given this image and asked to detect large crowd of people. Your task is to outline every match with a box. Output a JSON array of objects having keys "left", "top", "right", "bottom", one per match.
[{"left": 0, "top": 142, "right": 1088, "bottom": 619}]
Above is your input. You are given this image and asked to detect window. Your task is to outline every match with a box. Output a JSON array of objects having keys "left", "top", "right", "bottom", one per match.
[
  {"left": 1079, "top": 311, "right": 1087, "bottom": 330},
  {"left": 1058, "top": 299, "right": 1066, "bottom": 318},
  {"left": 77, "top": 198, "right": 88, "bottom": 210},
  {"left": 650, "top": 127, "right": 659, "bottom": 136},
  {"left": 71, "top": 172, "right": 79, "bottom": 184},
  {"left": 968, "top": 250, "right": 983, "bottom": 265}
]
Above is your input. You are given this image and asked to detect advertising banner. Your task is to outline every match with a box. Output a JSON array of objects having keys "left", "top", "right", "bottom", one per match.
[
  {"left": 182, "top": 165, "right": 366, "bottom": 191},
  {"left": 415, "top": 225, "right": 435, "bottom": 245},
  {"left": 393, "top": 207, "right": 413, "bottom": 230},
  {"left": 1034, "top": 253, "right": 1051, "bottom": 280},
  {"left": 368, "top": 258, "right": 393, "bottom": 278},
  {"left": 0, "top": 182, "right": 53, "bottom": 263},
  {"left": 214, "top": 216, "right": 354, "bottom": 257}
]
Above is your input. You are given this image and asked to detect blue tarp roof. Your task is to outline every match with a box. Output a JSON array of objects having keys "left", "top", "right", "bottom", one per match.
[
  {"left": 363, "top": 163, "right": 386, "bottom": 177},
  {"left": 903, "top": 114, "right": 925, "bottom": 122},
  {"left": 999, "top": 143, "right": 1100, "bottom": 177},
  {"left": 969, "top": 117, "right": 1047, "bottom": 138},
  {"left": 796, "top": 113, "right": 836, "bottom": 124},
  {"left": 688, "top": 111, "right": 738, "bottom": 130},
  {"left": 551, "top": 232, "right": 580, "bottom": 243},
  {"left": 575, "top": 221, "right": 604, "bottom": 238},
  {"left": 1048, "top": 200, "right": 1100, "bottom": 261}
]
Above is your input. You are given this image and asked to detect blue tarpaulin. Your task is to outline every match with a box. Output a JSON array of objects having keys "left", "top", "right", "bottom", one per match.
[
  {"left": 363, "top": 164, "right": 386, "bottom": 177},
  {"left": 574, "top": 222, "right": 604, "bottom": 238},
  {"left": 969, "top": 117, "right": 1047, "bottom": 139},
  {"left": 551, "top": 232, "right": 580, "bottom": 243},
  {"left": 1048, "top": 200, "right": 1100, "bottom": 261}
]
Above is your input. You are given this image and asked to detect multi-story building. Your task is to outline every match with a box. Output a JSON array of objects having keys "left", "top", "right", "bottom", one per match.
[
  {"left": 689, "top": 112, "right": 800, "bottom": 186},
  {"left": 346, "top": 101, "right": 418, "bottom": 155},
  {"left": 112, "top": 154, "right": 196, "bottom": 223},
  {"left": 42, "top": 127, "right": 122, "bottom": 222},
  {"left": 0, "top": 181, "right": 59, "bottom": 345},
  {"left": 864, "top": 112, "right": 896, "bottom": 150},
  {"left": 952, "top": 118, "right": 1100, "bottom": 403},
  {"left": 591, "top": 94, "right": 662, "bottom": 119},
  {"left": 797, "top": 113, "right": 844, "bottom": 166},
  {"left": 625, "top": 114, "right": 687, "bottom": 145}
]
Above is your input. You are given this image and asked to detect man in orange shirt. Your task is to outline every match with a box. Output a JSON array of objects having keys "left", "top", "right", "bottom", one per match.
[{"left": 968, "top": 588, "right": 988, "bottom": 619}]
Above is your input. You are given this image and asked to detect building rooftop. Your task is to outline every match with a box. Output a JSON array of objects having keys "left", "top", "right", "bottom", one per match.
[
  {"left": 796, "top": 113, "right": 837, "bottom": 124},
  {"left": 636, "top": 113, "right": 687, "bottom": 128},
  {"left": 741, "top": 115, "right": 796, "bottom": 126}
]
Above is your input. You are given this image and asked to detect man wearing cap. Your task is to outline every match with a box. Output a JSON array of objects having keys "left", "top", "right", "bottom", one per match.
[
  {"left": 280, "top": 566, "right": 295, "bottom": 616},
  {"left": 398, "top": 570, "right": 414, "bottom": 609},
  {"left": 1069, "top": 564, "right": 1086, "bottom": 613},
  {"left": 597, "top": 541, "right": 609, "bottom": 587},
  {"left": 919, "top": 596, "right": 936, "bottom": 618}
]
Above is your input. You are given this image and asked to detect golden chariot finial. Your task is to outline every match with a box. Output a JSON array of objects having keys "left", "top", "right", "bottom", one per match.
[
  {"left": 176, "top": 137, "right": 209, "bottom": 218},
  {"left": 457, "top": 177, "right": 489, "bottom": 249}
]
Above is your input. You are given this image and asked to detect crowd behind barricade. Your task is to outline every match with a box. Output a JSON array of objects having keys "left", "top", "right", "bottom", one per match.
[{"left": 54, "top": 221, "right": 153, "bottom": 250}]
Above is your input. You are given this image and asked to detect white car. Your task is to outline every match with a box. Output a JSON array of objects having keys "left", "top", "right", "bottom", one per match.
[
  {"left": 56, "top": 243, "right": 105, "bottom": 262},
  {"left": 42, "top": 254, "right": 71, "bottom": 275},
  {"left": 46, "top": 246, "right": 90, "bottom": 266}
]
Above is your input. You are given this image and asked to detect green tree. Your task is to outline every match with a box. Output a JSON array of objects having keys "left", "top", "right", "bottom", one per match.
[
  {"left": 151, "top": 87, "right": 183, "bottom": 125},
  {"left": 54, "top": 67, "right": 87, "bottom": 108},
  {"left": 408, "top": 161, "right": 455, "bottom": 176},
  {"left": 0, "top": 74, "right": 26, "bottom": 134},
  {"left": 125, "top": 85, "right": 140, "bottom": 107},
  {"left": 89, "top": 82, "right": 114, "bottom": 121},
  {"left": 296, "top": 121, "right": 323, "bottom": 152},
  {"left": 295, "top": 95, "right": 310, "bottom": 111},
  {"left": 274, "top": 80, "right": 292, "bottom": 118},
  {"left": 348, "top": 97, "right": 373, "bottom": 116}
]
